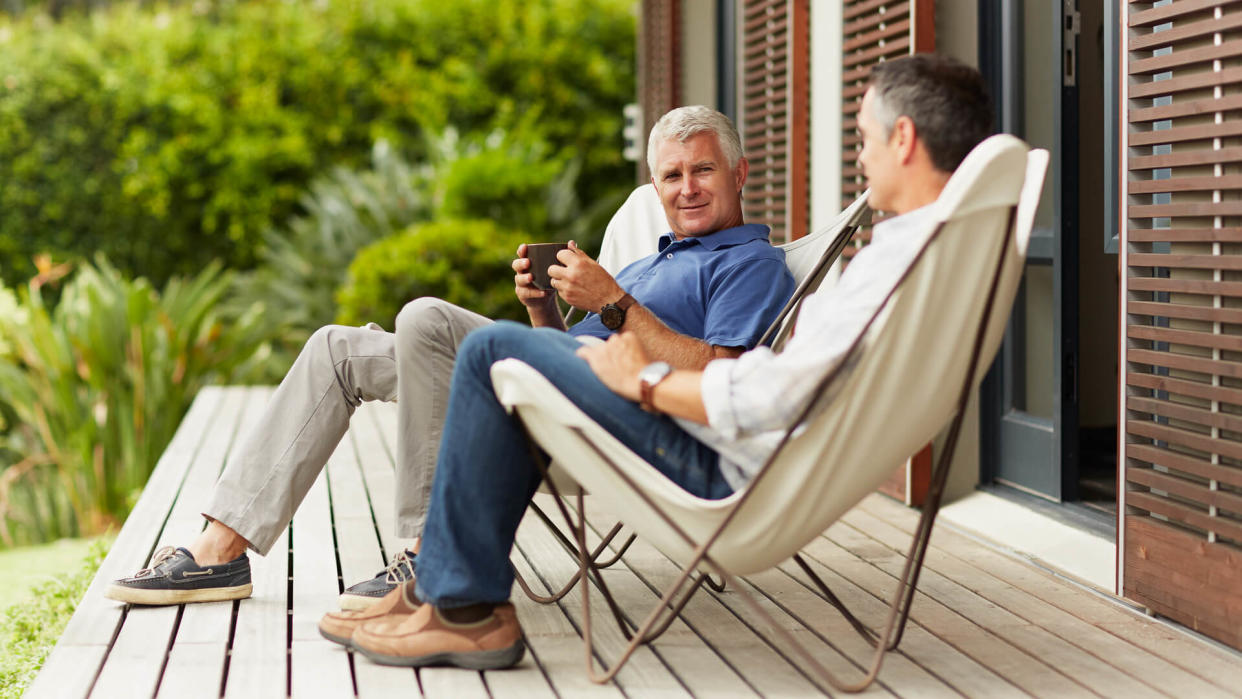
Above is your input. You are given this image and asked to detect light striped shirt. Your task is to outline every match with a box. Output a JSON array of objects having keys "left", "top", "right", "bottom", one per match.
[{"left": 674, "top": 205, "right": 938, "bottom": 490}]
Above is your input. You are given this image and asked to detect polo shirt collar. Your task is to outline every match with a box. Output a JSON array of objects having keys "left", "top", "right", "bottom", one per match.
[{"left": 656, "top": 223, "right": 772, "bottom": 252}]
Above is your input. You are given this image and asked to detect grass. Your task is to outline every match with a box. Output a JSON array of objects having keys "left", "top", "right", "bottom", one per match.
[
  {"left": 0, "top": 538, "right": 110, "bottom": 699},
  {"left": 0, "top": 537, "right": 102, "bottom": 609}
]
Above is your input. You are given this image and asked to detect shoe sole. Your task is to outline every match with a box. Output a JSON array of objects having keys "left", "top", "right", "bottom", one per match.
[
  {"left": 318, "top": 625, "right": 354, "bottom": 648},
  {"left": 338, "top": 592, "right": 386, "bottom": 612},
  {"left": 355, "top": 641, "right": 525, "bottom": 670},
  {"left": 105, "top": 583, "right": 252, "bottom": 605}
]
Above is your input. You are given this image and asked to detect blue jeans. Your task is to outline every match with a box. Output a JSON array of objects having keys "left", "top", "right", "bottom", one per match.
[{"left": 414, "top": 322, "right": 732, "bottom": 607}]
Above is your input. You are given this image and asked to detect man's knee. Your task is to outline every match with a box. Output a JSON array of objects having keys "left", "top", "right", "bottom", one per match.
[{"left": 395, "top": 297, "right": 460, "bottom": 344}]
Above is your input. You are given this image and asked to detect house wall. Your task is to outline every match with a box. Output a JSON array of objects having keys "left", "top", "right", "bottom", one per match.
[
  {"left": 934, "top": 0, "right": 983, "bottom": 501},
  {"left": 679, "top": 1, "right": 717, "bottom": 109}
]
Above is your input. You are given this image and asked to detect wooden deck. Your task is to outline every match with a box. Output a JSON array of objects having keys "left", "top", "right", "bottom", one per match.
[{"left": 26, "top": 385, "right": 1242, "bottom": 698}]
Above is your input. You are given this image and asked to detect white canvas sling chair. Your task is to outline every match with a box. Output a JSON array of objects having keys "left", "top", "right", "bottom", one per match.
[
  {"left": 491, "top": 134, "right": 1048, "bottom": 692},
  {"left": 521, "top": 184, "right": 875, "bottom": 604}
]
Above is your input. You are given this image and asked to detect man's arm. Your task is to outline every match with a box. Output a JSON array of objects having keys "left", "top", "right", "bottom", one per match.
[
  {"left": 512, "top": 243, "right": 567, "bottom": 331},
  {"left": 576, "top": 332, "right": 710, "bottom": 424},
  {"left": 612, "top": 304, "right": 743, "bottom": 366},
  {"left": 548, "top": 242, "right": 736, "bottom": 369}
]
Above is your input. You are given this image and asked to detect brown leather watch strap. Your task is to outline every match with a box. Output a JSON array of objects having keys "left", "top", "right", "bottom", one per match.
[
  {"left": 615, "top": 293, "right": 637, "bottom": 311},
  {"left": 640, "top": 378, "right": 658, "bottom": 413}
]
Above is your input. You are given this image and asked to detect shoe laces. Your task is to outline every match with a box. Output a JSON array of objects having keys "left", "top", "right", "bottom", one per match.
[
  {"left": 383, "top": 549, "right": 417, "bottom": 584},
  {"left": 134, "top": 546, "right": 178, "bottom": 578}
]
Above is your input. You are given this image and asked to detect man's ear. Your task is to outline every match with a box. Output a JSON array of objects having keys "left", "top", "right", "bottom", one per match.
[
  {"left": 892, "top": 115, "right": 918, "bottom": 164},
  {"left": 734, "top": 157, "right": 750, "bottom": 191}
]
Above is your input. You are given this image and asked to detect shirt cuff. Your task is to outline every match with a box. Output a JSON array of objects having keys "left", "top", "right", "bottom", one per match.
[{"left": 700, "top": 358, "right": 740, "bottom": 440}]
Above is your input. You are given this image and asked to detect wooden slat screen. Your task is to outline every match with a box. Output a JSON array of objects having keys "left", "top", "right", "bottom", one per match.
[
  {"left": 840, "top": 0, "right": 934, "bottom": 258},
  {"left": 1123, "top": 0, "right": 1242, "bottom": 651},
  {"left": 638, "top": 0, "right": 680, "bottom": 183},
  {"left": 740, "top": 0, "right": 809, "bottom": 243}
]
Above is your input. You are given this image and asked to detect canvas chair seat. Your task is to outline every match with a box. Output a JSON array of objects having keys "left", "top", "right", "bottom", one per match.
[{"left": 492, "top": 134, "right": 1048, "bottom": 690}]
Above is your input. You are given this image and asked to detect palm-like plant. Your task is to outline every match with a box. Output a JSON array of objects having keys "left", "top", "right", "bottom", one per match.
[{"left": 0, "top": 256, "right": 273, "bottom": 546}]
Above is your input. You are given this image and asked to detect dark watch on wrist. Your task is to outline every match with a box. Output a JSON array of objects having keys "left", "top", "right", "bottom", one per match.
[
  {"left": 600, "top": 293, "right": 637, "bottom": 331},
  {"left": 638, "top": 361, "right": 673, "bottom": 412}
]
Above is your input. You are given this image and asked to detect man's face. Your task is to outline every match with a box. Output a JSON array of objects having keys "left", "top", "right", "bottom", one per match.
[
  {"left": 651, "top": 132, "right": 747, "bottom": 239},
  {"left": 857, "top": 87, "right": 900, "bottom": 212}
]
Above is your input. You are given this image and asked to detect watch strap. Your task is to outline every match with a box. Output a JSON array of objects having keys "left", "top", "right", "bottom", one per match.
[{"left": 639, "top": 362, "right": 671, "bottom": 413}]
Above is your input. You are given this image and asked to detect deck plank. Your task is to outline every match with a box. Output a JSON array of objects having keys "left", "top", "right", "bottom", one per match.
[
  {"left": 825, "top": 510, "right": 1164, "bottom": 698},
  {"left": 221, "top": 387, "right": 293, "bottom": 699},
  {"left": 91, "top": 387, "right": 250, "bottom": 698},
  {"left": 770, "top": 554, "right": 1026, "bottom": 698},
  {"left": 796, "top": 530, "right": 1074, "bottom": 698},
  {"left": 514, "top": 502, "right": 695, "bottom": 699},
  {"left": 858, "top": 494, "right": 1242, "bottom": 695},
  {"left": 328, "top": 421, "right": 424, "bottom": 696},
  {"left": 25, "top": 387, "right": 228, "bottom": 699},
  {"left": 843, "top": 505, "right": 1221, "bottom": 697},
  {"left": 356, "top": 401, "right": 418, "bottom": 558},
  {"left": 289, "top": 462, "right": 353, "bottom": 696},
  {"left": 571, "top": 509, "right": 854, "bottom": 698},
  {"left": 158, "top": 386, "right": 266, "bottom": 697},
  {"left": 509, "top": 541, "right": 627, "bottom": 699}
]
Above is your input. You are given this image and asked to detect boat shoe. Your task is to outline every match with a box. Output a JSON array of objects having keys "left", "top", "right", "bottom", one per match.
[
  {"left": 319, "top": 579, "right": 421, "bottom": 647},
  {"left": 352, "top": 602, "right": 524, "bottom": 670},
  {"left": 105, "top": 546, "right": 252, "bottom": 605},
  {"left": 338, "top": 549, "right": 416, "bottom": 611}
]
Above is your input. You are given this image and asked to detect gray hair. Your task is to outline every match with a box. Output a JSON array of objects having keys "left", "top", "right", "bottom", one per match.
[{"left": 646, "top": 105, "right": 744, "bottom": 174}]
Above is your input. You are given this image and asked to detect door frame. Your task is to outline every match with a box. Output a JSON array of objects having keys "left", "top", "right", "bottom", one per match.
[{"left": 978, "top": 0, "right": 1081, "bottom": 501}]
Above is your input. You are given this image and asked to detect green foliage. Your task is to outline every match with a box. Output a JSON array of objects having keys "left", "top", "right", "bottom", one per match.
[
  {"left": 228, "top": 140, "right": 429, "bottom": 373},
  {"left": 335, "top": 220, "right": 529, "bottom": 331},
  {"left": 237, "top": 129, "right": 628, "bottom": 373},
  {"left": 0, "top": 538, "right": 107, "bottom": 699},
  {"left": 0, "top": 0, "right": 636, "bottom": 285},
  {"left": 0, "top": 258, "right": 274, "bottom": 546}
]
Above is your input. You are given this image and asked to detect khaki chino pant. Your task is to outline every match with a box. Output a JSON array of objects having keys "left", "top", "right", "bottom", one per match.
[{"left": 205, "top": 297, "right": 492, "bottom": 555}]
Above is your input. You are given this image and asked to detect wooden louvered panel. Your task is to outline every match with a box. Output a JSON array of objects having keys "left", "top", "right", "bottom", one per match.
[
  {"left": 638, "top": 0, "right": 679, "bottom": 183},
  {"left": 840, "top": 0, "right": 933, "bottom": 259},
  {"left": 740, "top": 0, "right": 808, "bottom": 243},
  {"left": 1122, "top": 0, "right": 1242, "bottom": 651},
  {"left": 835, "top": 0, "right": 933, "bottom": 505}
]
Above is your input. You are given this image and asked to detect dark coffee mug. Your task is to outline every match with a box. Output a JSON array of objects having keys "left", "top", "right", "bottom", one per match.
[{"left": 525, "top": 243, "right": 569, "bottom": 291}]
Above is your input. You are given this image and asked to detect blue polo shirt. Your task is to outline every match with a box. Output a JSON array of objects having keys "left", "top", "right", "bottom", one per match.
[{"left": 568, "top": 223, "right": 794, "bottom": 349}]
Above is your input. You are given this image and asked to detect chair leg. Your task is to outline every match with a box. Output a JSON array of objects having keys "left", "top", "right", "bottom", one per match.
[{"left": 512, "top": 500, "right": 630, "bottom": 605}]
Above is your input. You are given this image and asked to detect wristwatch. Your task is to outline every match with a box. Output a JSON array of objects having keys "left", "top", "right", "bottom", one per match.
[
  {"left": 600, "top": 293, "right": 637, "bottom": 331},
  {"left": 638, "top": 361, "right": 673, "bottom": 412}
]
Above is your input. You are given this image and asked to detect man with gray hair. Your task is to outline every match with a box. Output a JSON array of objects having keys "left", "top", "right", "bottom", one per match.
[{"left": 107, "top": 105, "right": 795, "bottom": 608}]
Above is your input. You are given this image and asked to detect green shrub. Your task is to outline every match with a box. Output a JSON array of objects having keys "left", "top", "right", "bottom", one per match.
[
  {"left": 335, "top": 220, "right": 529, "bottom": 330},
  {"left": 0, "top": 0, "right": 635, "bottom": 285},
  {"left": 0, "top": 257, "right": 274, "bottom": 546},
  {"left": 235, "top": 128, "right": 628, "bottom": 375},
  {"left": 0, "top": 538, "right": 108, "bottom": 699},
  {"left": 228, "top": 140, "right": 429, "bottom": 374}
]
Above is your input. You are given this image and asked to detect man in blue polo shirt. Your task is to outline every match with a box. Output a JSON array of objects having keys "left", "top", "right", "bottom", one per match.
[{"left": 106, "top": 106, "right": 795, "bottom": 609}]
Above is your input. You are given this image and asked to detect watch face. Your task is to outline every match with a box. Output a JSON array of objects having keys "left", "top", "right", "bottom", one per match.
[
  {"left": 640, "top": 361, "right": 673, "bottom": 385},
  {"left": 600, "top": 304, "right": 624, "bottom": 330}
]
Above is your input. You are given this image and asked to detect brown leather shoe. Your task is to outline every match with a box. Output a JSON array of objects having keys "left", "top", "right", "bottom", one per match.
[
  {"left": 352, "top": 602, "right": 524, "bottom": 669},
  {"left": 318, "top": 580, "right": 420, "bottom": 647}
]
